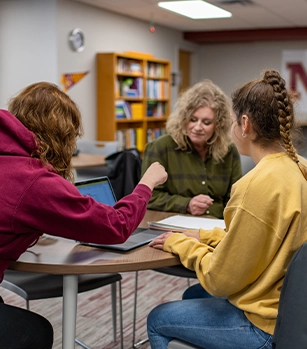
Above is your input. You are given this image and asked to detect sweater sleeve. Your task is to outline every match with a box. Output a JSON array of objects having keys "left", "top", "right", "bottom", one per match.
[
  {"left": 13, "top": 172, "right": 152, "bottom": 244},
  {"left": 199, "top": 227, "right": 227, "bottom": 247},
  {"left": 164, "top": 206, "right": 282, "bottom": 298}
]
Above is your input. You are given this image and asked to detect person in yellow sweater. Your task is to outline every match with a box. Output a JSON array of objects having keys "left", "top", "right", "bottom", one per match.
[{"left": 147, "top": 70, "right": 307, "bottom": 349}]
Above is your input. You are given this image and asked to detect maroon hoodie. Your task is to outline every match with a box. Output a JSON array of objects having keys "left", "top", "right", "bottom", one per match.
[{"left": 0, "top": 109, "right": 152, "bottom": 281}]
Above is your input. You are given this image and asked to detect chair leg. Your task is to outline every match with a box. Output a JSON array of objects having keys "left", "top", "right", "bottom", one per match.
[
  {"left": 111, "top": 280, "right": 124, "bottom": 349},
  {"left": 132, "top": 272, "right": 149, "bottom": 348},
  {"left": 75, "top": 338, "right": 91, "bottom": 349},
  {"left": 111, "top": 282, "right": 117, "bottom": 342},
  {"left": 118, "top": 280, "right": 123, "bottom": 349},
  {"left": 132, "top": 271, "right": 138, "bottom": 347}
]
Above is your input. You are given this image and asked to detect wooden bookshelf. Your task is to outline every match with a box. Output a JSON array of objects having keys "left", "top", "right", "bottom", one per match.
[{"left": 96, "top": 52, "right": 171, "bottom": 152}]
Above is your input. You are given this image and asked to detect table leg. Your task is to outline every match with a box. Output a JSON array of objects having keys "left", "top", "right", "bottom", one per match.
[{"left": 62, "top": 274, "right": 78, "bottom": 349}]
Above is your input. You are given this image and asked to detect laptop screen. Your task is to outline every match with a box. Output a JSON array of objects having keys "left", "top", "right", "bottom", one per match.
[{"left": 75, "top": 177, "right": 117, "bottom": 206}]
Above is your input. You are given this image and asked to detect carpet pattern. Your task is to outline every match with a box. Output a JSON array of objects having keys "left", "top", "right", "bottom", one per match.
[{"left": 0, "top": 270, "right": 198, "bottom": 349}]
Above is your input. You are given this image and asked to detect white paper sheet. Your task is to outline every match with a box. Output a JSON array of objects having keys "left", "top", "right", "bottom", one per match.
[{"left": 148, "top": 215, "right": 225, "bottom": 231}]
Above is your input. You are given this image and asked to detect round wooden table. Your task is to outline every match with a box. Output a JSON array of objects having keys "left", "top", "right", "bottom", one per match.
[{"left": 9, "top": 210, "right": 181, "bottom": 349}]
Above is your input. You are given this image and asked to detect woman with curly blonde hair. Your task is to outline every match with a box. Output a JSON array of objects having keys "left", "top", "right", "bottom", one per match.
[
  {"left": 0, "top": 82, "right": 167, "bottom": 349},
  {"left": 142, "top": 80, "right": 242, "bottom": 218}
]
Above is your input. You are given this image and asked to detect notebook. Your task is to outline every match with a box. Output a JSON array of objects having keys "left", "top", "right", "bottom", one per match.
[{"left": 75, "top": 176, "right": 161, "bottom": 251}]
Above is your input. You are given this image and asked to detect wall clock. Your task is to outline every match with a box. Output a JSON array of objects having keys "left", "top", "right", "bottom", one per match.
[{"left": 68, "top": 28, "right": 85, "bottom": 52}]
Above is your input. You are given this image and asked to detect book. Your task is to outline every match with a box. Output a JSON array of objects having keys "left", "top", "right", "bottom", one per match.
[
  {"left": 115, "top": 100, "right": 131, "bottom": 119},
  {"left": 136, "top": 128, "right": 144, "bottom": 152},
  {"left": 131, "top": 103, "right": 144, "bottom": 119},
  {"left": 148, "top": 215, "right": 225, "bottom": 232},
  {"left": 115, "top": 100, "right": 126, "bottom": 119},
  {"left": 122, "top": 101, "right": 131, "bottom": 119}
]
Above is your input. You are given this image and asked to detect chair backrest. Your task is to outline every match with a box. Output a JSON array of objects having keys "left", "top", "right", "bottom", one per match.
[
  {"left": 240, "top": 155, "right": 255, "bottom": 175},
  {"left": 272, "top": 241, "right": 307, "bottom": 348},
  {"left": 77, "top": 139, "right": 118, "bottom": 156},
  {"left": 106, "top": 148, "right": 142, "bottom": 200}
]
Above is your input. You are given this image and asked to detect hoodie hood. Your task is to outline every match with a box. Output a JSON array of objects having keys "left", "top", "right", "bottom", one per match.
[{"left": 0, "top": 109, "right": 36, "bottom": 157}]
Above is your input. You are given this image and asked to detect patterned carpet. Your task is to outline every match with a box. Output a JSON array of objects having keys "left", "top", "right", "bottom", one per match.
[{"left": 0, "top": 270, "right": 198, "bottom": 349}]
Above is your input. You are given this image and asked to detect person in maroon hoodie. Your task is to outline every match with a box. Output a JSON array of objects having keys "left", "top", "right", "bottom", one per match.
[{"left": 0, "top": 81, "right": 168, "bottom": 349}]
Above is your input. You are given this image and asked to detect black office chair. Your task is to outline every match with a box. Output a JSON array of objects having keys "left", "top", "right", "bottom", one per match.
[
  {"left": 105, "top": 148, "right": 142, "bottom": 200},
  {"left": 153, "top": 265, "right": 197, "bottom": 282},
  {"left": 1, "top": 269, "right": 123, "bottom": 349},
  {"left": 272, "top": 241, "right": 307, "bottom": 348}
]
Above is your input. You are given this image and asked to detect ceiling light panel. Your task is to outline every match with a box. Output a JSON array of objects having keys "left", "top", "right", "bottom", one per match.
[{"left": 158, "top": 1, "right": 232, "bottom": 19}]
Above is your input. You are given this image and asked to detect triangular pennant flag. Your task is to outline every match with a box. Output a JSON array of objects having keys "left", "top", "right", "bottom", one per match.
[{"left": 61, "top": 71, "right": 88, "bottom": 92}]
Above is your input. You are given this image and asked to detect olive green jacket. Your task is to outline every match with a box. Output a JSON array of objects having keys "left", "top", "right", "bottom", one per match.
[{"left": 141, "top": 134, "right": 242, "bottom": 218}]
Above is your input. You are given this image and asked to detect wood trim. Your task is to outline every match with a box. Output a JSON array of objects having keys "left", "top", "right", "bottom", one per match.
[{"left": 183, "top": 27, "right": 307, "bottom": 44}]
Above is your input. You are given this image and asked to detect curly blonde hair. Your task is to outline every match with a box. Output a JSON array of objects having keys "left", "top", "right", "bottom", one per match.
[
  {"left": 166, "top": 80, "right": 232, "bottom": 162},
  {"left": 8, "top": 82, "right": 83, "bottom": 182}
]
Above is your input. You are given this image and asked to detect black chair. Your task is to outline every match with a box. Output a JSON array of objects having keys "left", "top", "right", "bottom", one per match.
[
  {"left": 153, "top": 265, "right": 197, "bottom": 281},
  {"left": 1, "top": 269, "right": 123, "bottom": 349},
  {"left": 105, "top": 148, "right": 142, "bottom": 200},
  {"left": 272, "top": 241, "right": 307, "bottom": 348}
]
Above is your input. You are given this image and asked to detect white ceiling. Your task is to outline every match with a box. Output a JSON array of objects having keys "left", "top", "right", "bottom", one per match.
[{"left": 72, "top": 0, "right": 307, "bottom": 32}]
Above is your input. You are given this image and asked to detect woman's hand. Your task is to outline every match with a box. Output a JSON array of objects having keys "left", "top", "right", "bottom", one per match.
[
  {"left": 139, "top": 162, "right": 168, "bottom": 191},
  {"left": 149, "top": 230, "right": 200, "bottom": 250},
  {"left": 187, "top": 194, "right": 213, "bottom": 216},
  {"left": 149, "top": 232, "right": 173, "bottom": 250}
]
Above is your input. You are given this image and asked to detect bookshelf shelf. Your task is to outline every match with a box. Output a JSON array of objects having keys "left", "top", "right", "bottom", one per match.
[
  {"left": 146, "top": 117, "right": 168, "bottom": 122},
  {"left": 116, "top": 119, "right": 143, "bottom": 123},
  {"left": 117, "top": 72, "right": 143, "bottom": 77},
  {"left": 146, "top": 75, "right": 168, "bottom": 80},
  {"left": 97, "top": 52, "right": 171, "bottom": 152}
]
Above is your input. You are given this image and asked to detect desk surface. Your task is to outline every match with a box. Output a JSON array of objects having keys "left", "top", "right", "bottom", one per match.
[
  {"left": 71, "top": 153, "right": 106, "bottom": 169},
  {"left": 9, "top": 210, "right": 181, "bottom": 274}
]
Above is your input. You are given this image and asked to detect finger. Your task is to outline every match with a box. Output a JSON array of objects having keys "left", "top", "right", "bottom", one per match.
[
  {"left": 149, "top": 239, "right": 162, "bottom": 246},
  {"left": 150, "top": 243, "right": 164, "bottom": 250}
]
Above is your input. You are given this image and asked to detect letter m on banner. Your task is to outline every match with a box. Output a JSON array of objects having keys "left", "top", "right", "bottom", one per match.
[{"left": 281, "top": 50, "right": 307, "bottom": 122}]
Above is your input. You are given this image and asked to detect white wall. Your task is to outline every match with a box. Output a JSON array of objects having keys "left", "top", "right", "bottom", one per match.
[
  {"left": 199, "top": 41, "right": 307, "bottom": 154},
  {"left": 56, "top": 0, "right": 200, "bottom": 139},
  {"left": 0, "top": 0, "right": 57, "bottom": 107},
  {"left": 199, "top": 41, "right": 307, "bottom": 98},
  {"left": 0, "top": 0, "right": 200, "bottom": 140}
]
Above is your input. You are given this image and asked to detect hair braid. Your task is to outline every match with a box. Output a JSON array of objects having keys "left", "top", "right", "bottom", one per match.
[{"left": 264, "top": 70, "right": 307, "bottom": 180}]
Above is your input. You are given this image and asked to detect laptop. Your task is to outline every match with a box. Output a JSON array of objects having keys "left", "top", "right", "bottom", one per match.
[{"left": 75, "top": 176, "right": 161, "bottom": 251}]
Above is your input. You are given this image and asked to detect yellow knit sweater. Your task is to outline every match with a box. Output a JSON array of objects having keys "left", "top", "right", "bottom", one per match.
[{"left": 164, "top": 152, "right": 307, "bottom": 335}]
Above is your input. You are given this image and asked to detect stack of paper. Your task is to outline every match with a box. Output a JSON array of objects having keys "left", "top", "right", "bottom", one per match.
[{"left": 148, "top": 215, "right": 225, "bottom": 232}]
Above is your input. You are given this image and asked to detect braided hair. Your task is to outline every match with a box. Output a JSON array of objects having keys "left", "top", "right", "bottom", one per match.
[{"left": 232, "top": 70, "right": 307, "bottom": 180}]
